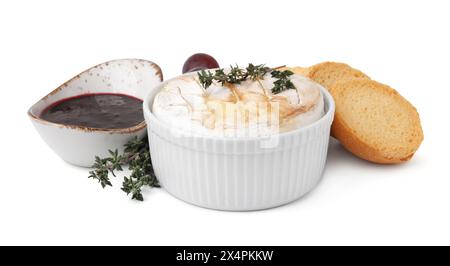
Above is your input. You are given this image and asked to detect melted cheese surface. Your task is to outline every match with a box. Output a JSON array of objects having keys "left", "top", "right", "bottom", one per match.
[{"left": 152, "top": 72, "right": 324, "bottom": 137}]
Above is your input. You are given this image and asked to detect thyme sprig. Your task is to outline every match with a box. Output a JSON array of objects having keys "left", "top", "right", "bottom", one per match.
[
  {"left": 271, "top": 69, "right": 295, "bottom": 94},
  {"left": 246, "top": 63, "right": 271, "bottom": 80},
  {"left": 197, "top": 63, "right": 294, "bottom": 94},
  {"left": 88, "top": 136, "right": 159, "bottom": 201}
]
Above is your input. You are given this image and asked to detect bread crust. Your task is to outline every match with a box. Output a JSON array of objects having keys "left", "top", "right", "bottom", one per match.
[
  {"left": 330, "top": 79, "right": 423, "bottom": 164},
  {"left": 307, "top": 62, "right": 370, "bottom": 91}
]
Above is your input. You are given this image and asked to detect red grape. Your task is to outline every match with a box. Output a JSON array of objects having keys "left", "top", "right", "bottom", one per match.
[{"left": 182, "top": 53, "right": 219, "bottom": 74}]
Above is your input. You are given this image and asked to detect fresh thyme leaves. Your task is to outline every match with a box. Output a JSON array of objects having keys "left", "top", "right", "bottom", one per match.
[
  {"left": 197, "top": 65, "right": 248, "bottom": 88},
  {"left": 198, "top": 69, "right": 214, "bottom": 88},
  {"left": 227, "top": 65, "right": 247, "bottom": 84},
  {"left": 88, "top": 150, "right": 123, "bottom": 188},
  {"left": 213, "top": 68, "right": 227, "bottom": 85},
  {"left": 88, "top": 136, "right": 159, "bottom": 201},
  {"left": 88, "top": 157, "right": 113, "bottom": 188},
  {"left": 197, "top": 63, "right": 295, "bottom": 94},
  {"left": 121, "top": 138, "right": 160, "bottom": 201},
  {"left": 246, "top": 63, "right": 271, "bottom": 80},
  {"left": 271, "top": 70, "right": 295, "bottom": 94}
]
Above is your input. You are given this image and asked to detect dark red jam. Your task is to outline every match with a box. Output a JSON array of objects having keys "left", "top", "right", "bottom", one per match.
[{"left": 40, "top": 93, "right": 144, "bottom": 129}]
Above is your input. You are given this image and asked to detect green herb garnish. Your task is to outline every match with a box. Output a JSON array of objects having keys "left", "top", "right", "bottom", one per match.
[
  {"left": 88, "top": 136, "right": 159, "bottom": 201},
  {"left": 246, "top": 63, "right": 271, "bottom": 81},
  {"left": 227, "top": 64, "right": 247, "bottom": 84},
  {"left": 270, "top": 70, "right": 295, "bottom": 94},
  {"left": 197, "top": 63, "right": 295, "bottom": 94},
  {"left": 198, "top": 64, "right": 252, "bottom": 87},
  {"left": 198, "top": 69, "right": 215, "bottom": 88}
]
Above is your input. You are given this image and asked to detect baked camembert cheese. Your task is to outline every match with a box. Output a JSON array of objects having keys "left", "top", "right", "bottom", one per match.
[{"left": 152, "top": 71, "right": 325, "bottom": 137}]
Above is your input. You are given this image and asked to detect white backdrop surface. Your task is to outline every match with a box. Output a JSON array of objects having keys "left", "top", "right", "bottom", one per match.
[{"left": 0, "top": 0, "right": 448, "bottom": 245}]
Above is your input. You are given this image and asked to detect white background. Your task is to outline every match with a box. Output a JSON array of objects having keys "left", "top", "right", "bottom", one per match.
[{"left": 0, "top": 0, "right": 449, "bottom": 245}]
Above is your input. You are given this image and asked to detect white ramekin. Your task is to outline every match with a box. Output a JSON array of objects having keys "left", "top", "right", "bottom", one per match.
[{"left": 143, "top": 75, "right": 335, "bottom": 211}]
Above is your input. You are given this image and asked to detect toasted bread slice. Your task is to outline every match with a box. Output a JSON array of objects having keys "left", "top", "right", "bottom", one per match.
[
  {"left": 307, "top": 62, "right": 370, "bottom": 91},
  {"left": 330, "top": 79, "right": 423, "bottom": 164}
]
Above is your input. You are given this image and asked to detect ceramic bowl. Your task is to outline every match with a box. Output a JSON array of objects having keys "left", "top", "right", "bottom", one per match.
[
  {"left": 143, "top": 73, "right": 335, "bottom": 211},
  {"left": 28, "top": 59, "right": 163, "bottom": 167}
]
